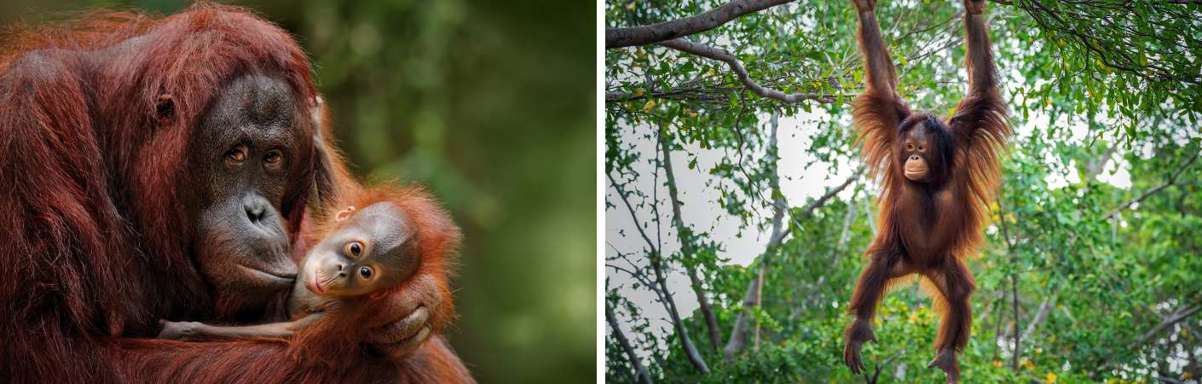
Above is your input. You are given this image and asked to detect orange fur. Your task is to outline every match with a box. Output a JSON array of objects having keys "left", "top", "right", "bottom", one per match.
[
  {"left": 844, "top": 2, "right": 1008, "bottom": 379},
  {"left": 289, "top": 185, "right": 462, "bottom": 373},
  {"left": 305, "top": 184, "right": 461, "bottom": 330}
]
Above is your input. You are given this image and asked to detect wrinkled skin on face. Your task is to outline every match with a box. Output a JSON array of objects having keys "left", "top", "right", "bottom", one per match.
[
  {"left": 303, "top": 202, "right": 418, "bottom": 299},
  {"left": 190, "top": 74, "right": 311, "bottom": 316}
]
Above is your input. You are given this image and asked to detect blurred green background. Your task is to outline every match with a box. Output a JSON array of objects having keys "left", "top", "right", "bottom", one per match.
[{"left": 0, "top": 0, "right": 596, "bottom": 382}]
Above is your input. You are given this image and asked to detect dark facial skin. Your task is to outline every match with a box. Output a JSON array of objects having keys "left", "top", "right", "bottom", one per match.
[
  {"left": 190, "top": 74, "right": 308, "bottom": 313},
  {"left": 897, "top": 115, "right": 951, "bottom": 185},
  {"left": 901, "top": 124, "right": 932, "bottom": 182},
  {"left": 303, "top": 202, "right": 418, "bottom": 298}
]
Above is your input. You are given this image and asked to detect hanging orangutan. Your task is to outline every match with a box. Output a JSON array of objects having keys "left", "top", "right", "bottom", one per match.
[{"left": 841, "top": 0, "right": 1009, "bottom": 382}]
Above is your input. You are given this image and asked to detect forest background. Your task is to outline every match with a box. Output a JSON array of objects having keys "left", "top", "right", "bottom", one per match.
[{"left": 605, "top": 0, "right": 1202, "bottom": 382}]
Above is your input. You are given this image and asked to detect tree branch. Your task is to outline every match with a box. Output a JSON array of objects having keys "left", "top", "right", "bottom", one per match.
[
  {"left": 657, "top": 38, "right": 838, "bottom": 103},
  {"left": 1131, "top": 305, "right": 1201, "bottom": 348},
  {"left": 607, "top": 167, "right": 712, "bottom": 375},
  {"left": 723, "top": 116, "right": 787, "bottom": 361},
  {"left": 1098, "top": 303, "right": 1201, "bottom": 371},
  {"left": 783, "top": 165, "right": 864, "bottom": 236},
  {"left": 1021, "top": 294, "right": 1056, "bottom": 342},
  {"left": 657, "top": 127, "right": 723, "bottom": 354},
  {"left": 796, "top": 167, "right": 862, "bottom": 218},
  {"left": 607, "top": 303, "right": 654, "bottom": 384},
  {"left": 1084, "top": 143, "right": 1118, "bottom": 181},
  {"left": 1104, "top": 151, "right": 1199, "bottom": 220},
  {"left": 608, "top": 171, "right": 659, "bottom": 252},
  {"left": 606, "top": 0, "right": 796, "bottom": 48}
]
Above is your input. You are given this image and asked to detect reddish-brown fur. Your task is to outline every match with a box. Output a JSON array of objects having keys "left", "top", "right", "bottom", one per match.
[
  {"left": 305, "top": 184, "right": 461, "bottom": 332},
  {"left": 126, "top": 186, "right": 467, "bottom": 383},
  {"left": 290, "top": 185, "right": 463, "bottom": 363},
  {"left": 843, "top": 0, "right": 1009, "bottom": 381},
  {"left": 0, "top": 4, "right": 470, "bottom": 383}
]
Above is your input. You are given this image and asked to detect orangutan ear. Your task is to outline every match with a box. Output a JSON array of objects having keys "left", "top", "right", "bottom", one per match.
[
  {"left": 155, "top": 94, "right": 175, "bottom": 126},
  {"left": 334, "top": 206, "right": 355, "bottom": 222}
]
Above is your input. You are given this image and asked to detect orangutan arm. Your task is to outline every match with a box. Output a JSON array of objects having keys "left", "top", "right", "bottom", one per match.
[
  {"left": 947, "top": 0, "right": 1009, "bottom": 210},
  {"left": 156, "top": 314, "right": 320, "bottom": 340},
  {"left": 111, "top": 335, "right": 472, "bottom": 383},
  {"left": 852, "top": 0, "right": 899, "bottom": 99},
  {"left": 850, "top": 0, "right": 910, "bottom": 177},
  {"left": 113, "top": 274, "right": 467, "bottom": 382},
  {"left": 949, "top": 0, "right": 1008, "bottom": 145}
]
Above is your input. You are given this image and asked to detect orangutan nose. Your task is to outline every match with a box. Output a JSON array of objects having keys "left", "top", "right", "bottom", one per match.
[
  {"left": 243, "top": 194, "right": 273, "bottom": 226},
  {"left": 909, "top": 155, "right": 920, "bottom": 161}
]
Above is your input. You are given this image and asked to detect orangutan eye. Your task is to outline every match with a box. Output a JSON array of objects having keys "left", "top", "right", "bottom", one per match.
[
  {"left": 225, "top": 146, "right": 247, "bottom": 163},
  {"left": 345, "top": 241, "right": 364, "bottom": 257},
  {"left": 358, "top": 266, "right": 373, "bottom": 279},
  {"left": 906, "top": 143, "right": 915, "bottom": 151},
  {"left": 917, "top": 145, "right": 925, "bottom": 151},
  {"left": 263, "top": 150, "right": 284, "bottom": 167}
]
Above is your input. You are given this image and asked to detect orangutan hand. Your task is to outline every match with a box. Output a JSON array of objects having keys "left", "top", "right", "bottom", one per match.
[{"left": 364, "top": 273, "right": 452, "bottom": 360}]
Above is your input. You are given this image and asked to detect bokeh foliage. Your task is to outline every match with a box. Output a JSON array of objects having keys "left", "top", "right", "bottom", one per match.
[
  {"left": 0, "top": 1, "right": 596, "bottom": 382},
  {"left": 606, "top": 0, "right": 1201, "bottom": 383}
]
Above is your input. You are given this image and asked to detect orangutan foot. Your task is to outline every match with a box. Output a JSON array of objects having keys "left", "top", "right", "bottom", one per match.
[{"left": 927, "top": 348, "right": 961, "bottom": 383}]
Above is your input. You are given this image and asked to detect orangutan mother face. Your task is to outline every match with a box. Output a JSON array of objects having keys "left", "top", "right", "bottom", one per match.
[{"left": 189, "top": 74, "right": 312, "bottom": 314}]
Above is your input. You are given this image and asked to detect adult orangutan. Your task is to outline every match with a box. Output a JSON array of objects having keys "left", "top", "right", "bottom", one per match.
[
  {"left": 0, "top": 4, "right": 470, "bottom": 383},
  {"left": 841, "top": 0, "right": 1009, "bottom": 382}
]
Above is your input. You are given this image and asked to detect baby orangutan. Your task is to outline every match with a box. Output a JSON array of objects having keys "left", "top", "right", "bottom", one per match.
[{"left": 158, "top": 186, "right": 455, "bottom": 342}]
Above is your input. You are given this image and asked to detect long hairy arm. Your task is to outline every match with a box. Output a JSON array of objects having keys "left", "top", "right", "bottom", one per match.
[
  {"left": 949, "top": 0, "right": 1010, "bottom": 234},
  {"left": 949, "top": 0, "right": 1008, "bottom": 138},
  {"left": 855, "top": 0, "right": 898, "bottom": 97},
  {"left": 851, "top": 0, "right": 910, "bottom": 180}
]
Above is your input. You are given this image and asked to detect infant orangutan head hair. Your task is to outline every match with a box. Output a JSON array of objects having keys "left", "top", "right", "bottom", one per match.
[{"left": 302, "top": 185, "right": 460, "bottom": 300}]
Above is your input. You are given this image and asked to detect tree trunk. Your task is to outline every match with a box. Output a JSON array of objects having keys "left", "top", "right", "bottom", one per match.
[
  {"left": 1021, "top": 294, "right": 1056, "bottom": 342},
  {"left": 658, "top": 129, "right": 722, "bottom": 353},
  {"left": 1010, "top": 272, "right": 1021, "bottom": 371},
  {"left": 837, "top": 193, "right": 858, "bottom": 251},
  {"left": 722, "top": 118, "right": 861, "bottom": 360},
  {"left": 686, "top": 267, "right": 723, "bottom": 352},
  {"left": 723, "top": 267, "right": 758, "bottom": 360},
  {"left": 656, "top": 266, "right": 711, "bottom": 374},
  {"left": 751, "top": 263, "right": 765, "bottom": 351},
  {"left": 723, "top": 217, "right": 779, "bottom": 360},
  {"left": 606, "top": 303, "right": 653, "bottom": 384},
  {"left": 721, "top": 115, "right": 786, "bottom": 361}
]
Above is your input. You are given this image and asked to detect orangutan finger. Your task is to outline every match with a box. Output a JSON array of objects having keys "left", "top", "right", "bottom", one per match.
[{"left": 366, "top": 305, "right": 430, "bottom": 344}]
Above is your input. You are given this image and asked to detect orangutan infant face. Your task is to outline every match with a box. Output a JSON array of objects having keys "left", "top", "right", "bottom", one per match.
[
  {"left": 189, "top": 74, "right": 311, "bottom": 312},
  {"left": 302, "top": 202, "right": 419, "bottom": 298}
]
